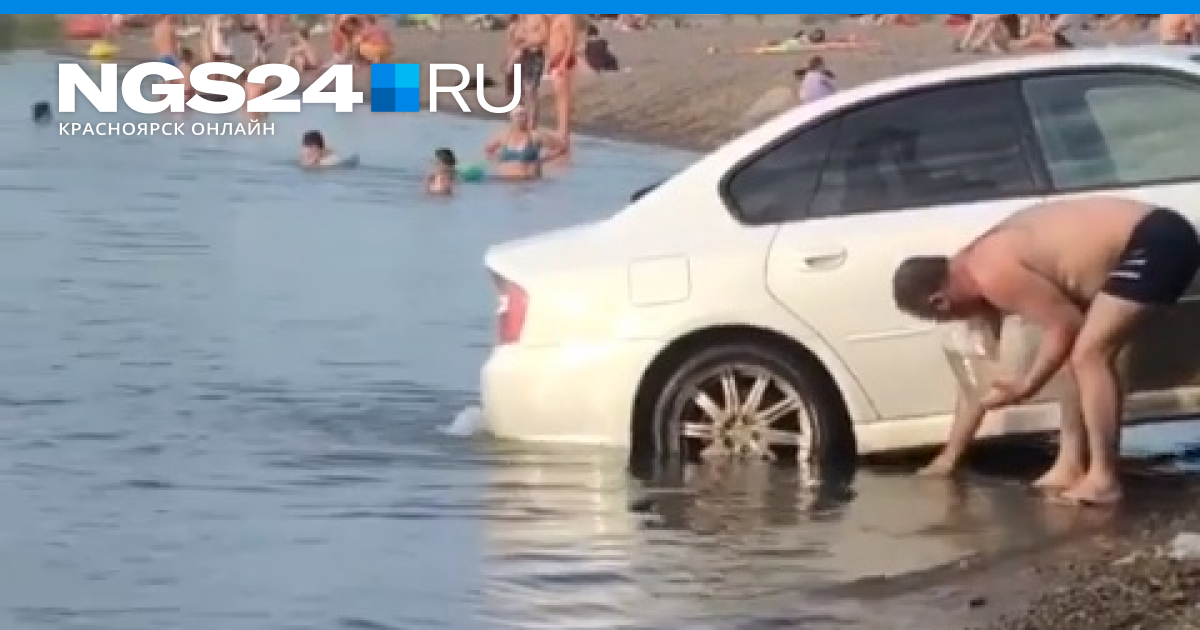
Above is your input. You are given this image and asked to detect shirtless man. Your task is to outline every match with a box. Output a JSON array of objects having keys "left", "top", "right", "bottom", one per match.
[
  {"left": 1160, "top": 14, "right": 1195, "bottom": 44},
  {"left": 892, "top": 198, "right": 1200, "bottom": 505},
  {"left": 545, "top": 14, "right": 578, "bottom": 152},
  {"left": 509, "top": 15, "right": 548, "bottom": 128}
]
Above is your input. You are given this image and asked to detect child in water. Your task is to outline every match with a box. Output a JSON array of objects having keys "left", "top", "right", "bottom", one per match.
[
  {"left": 300, "top": 130, "right": 343, "bottom": 168},
  {"left": 427, "top": 148, "right": 457, "bottom": 195},
  {"left": 31, "top": 101, "right": 52, "bottom": 124}
]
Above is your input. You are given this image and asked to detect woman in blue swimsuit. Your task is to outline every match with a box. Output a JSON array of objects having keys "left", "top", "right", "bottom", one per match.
[{"left": 483, "top": 105, "right": 565, "bottom": 181}]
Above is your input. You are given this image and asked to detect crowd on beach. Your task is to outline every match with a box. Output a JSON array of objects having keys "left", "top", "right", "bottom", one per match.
[{"left": 87, "top": 14, "right": 636, "bottom": 191}]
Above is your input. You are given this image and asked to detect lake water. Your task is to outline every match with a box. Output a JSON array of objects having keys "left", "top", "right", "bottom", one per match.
[{"left": 4, "top": 49, "right": 1200, "bottom": 630}]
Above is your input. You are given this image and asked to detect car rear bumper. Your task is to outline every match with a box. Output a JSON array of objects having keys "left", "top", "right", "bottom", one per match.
[{"left": 480, "top": 340, "right": 665, "bottom": 447}]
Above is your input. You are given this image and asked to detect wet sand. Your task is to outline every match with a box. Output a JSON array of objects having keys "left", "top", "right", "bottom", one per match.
[{"left": 62, "top": 15, "right": 1200, "bottom": 629}]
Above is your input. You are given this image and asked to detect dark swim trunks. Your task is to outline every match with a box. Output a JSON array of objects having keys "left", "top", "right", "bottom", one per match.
[
  {"left": 517, "top": 46, "right": 545, "bottom": 89},
  {"left": 1103, "top": 207, "right": 1200, "bottom": 305}
]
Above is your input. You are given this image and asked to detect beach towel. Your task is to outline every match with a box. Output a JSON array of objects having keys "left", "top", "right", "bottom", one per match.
[
  {"left": 404, "top": 14, "right": 440, "bottom": 30},
  {"left": 742, "top": 41, "right": 876, "bottom": 54}
]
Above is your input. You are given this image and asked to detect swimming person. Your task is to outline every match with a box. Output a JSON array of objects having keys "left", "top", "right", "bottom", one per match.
[
  {"left": 892, "top": 197, "right": 1200, "bottom": 505},
  {"left": 483, "top": 105, "right": 565, "bottom": 181},
  {"left": 31, "top": 101, "right": 52, "bottom": 124},
  {"left": 427, "top": 148, "right": 458, "bottom": 196},
  {"left": 300, "top": 130, "right": 355, "bottom": 168}
]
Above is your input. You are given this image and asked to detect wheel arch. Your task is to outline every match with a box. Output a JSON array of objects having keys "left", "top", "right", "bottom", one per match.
[{"left": 629, "top": 324, "right": 859, "bottom": 461}]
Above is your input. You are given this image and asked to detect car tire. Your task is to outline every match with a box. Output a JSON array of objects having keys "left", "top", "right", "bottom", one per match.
[{"left": 646, "top": 341, "right": 855, "bottom": 471}]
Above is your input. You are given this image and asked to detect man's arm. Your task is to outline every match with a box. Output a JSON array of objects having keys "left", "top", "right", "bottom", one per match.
[{"left": 977, "top": 263, "right": 1084, "bottom": 399}]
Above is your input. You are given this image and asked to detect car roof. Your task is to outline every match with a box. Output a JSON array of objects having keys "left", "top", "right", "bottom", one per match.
[
  {"left": 868, "top": 44, "right": 1199, "bottom": 94},
  {"left": 715, "top": 45, "right": 1200, "bottom": 169}
]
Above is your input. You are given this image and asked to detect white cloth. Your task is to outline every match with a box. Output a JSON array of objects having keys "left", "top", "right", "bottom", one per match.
[{"left": 799, "top": 71, "right": 836, "bottom": 103}]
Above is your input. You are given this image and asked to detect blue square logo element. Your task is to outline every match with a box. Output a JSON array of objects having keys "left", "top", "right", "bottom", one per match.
[{"left": 371, "top": 64, "right": 420, "bottom": 112}]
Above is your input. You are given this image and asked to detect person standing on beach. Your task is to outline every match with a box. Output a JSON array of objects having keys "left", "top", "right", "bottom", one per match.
[
  {"left": 508, "top": 15, "right": 548, "bottom": 128},
  {"left": 1160, "top": 14, "right": 1195, "bottom": 44},
  {"left": 892, "top": 197, "right": 1200, "bottom": 506},
  {"left": 204, "top": 15, "right": 234, "bottom": 63},
  {"left": 546, "top": 14, "right": 578, "bottom": 154},
  {"left": 153, "top": 15, "right": 178, "bottom": 66}
]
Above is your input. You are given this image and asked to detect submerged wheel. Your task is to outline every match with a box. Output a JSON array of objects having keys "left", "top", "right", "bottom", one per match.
[{"left": 647, "top": 341, "right": 854, "bottom": 471}]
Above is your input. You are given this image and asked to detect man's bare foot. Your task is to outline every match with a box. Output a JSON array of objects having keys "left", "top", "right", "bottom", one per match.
[
  {"left": 1032, "top": 464, "right": 1085, "bottom": 490},
  {"left": 916, "top": 456, "right": 958, "bottom": 477},
  {"left": 1056, "top": 475, "right": 1123, "bottom": 506}
]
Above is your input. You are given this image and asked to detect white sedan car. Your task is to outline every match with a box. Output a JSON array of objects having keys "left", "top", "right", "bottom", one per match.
[{"left": 481, "top": 46, "right": 1200, "bottom": 468}]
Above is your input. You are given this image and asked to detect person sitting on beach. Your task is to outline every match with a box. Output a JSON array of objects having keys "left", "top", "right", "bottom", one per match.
[
  {"left": 615, "top": 14, "right": 649, "bottom": 31},
  {"left": 427, "top": 148, "right": 458, "bottom": 196},
  {"left": 300, "top": 130, "right": 345, "bottom": 168},
  {"left": 250, "top": 30, "right": 271, "bottom": 65},
  {"left": 331, "top": 15, "right": 365, "bottom": 64},
  {"left": 285, "top": 27, "right": 321, "bottom": 71},
  {"left": 955, "top": 15, "right": 1018, "bottom": 53},
  {"left": 796, "top": 56, "right": 836, "bottom": 103},
  {"left": 359, "top": 15, "right": 394, "bottom": 64},
  {"left": 1013, "top": 14, "right": 1080, "bottom": 50},
  {"left": 582, "top": 24, "right": 619, "bottom": 72},
  {"left": 483, "top": 105, "right": 566, "bottom": 181}
]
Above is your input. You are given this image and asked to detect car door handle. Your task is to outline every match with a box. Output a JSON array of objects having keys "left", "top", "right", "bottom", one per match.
[{"left": 794, "top": 248, "right": 847, "bottom": 270}]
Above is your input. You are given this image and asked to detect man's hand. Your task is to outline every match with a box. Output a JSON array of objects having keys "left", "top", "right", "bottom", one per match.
[{"left": 979, "top": 378, "right": 1032, "bottom": 411}]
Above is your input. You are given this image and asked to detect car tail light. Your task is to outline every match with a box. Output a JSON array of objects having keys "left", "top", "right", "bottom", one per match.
[{"left": 493, "top": 274, "right": 528, "bottom": 345}]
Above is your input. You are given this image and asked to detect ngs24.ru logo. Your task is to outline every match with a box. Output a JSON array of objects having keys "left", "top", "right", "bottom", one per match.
[{"left": 58, "top": 61, "right": 520, "bottom": 116}]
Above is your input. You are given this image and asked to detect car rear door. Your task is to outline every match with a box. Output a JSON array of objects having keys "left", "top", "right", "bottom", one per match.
[
  {"left": 1019, "top": 64, "right": 1200, "bottom": 420},
  {"left": 733, "top": 79, "right": 1049, "bottom": 422}
]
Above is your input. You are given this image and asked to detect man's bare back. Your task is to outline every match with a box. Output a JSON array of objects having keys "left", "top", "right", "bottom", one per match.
[
  {"left": 960, "top": 197, "right": 1152, "bottom": 306},
  {"left": 894, "top": 196, "right": 1200, "bottom": 506}
]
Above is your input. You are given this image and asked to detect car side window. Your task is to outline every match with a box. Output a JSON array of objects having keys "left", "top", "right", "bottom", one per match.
[
  {"left": 809, "top": 81, "right": 1038, "bottom": 218},
  {"left": 1022, "top": 71, "right": 1200, "bottom": 190},
  {"left": 724, "top": 120, "right": 838, "bottom": 224}
]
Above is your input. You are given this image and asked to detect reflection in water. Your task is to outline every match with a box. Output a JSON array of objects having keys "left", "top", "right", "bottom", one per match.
[
  {"left": 0, "top": 51, "right": 691, "bottom": 630},
  {"left": 480, "top": 446, "right": 1092, "bottom": 629}
]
